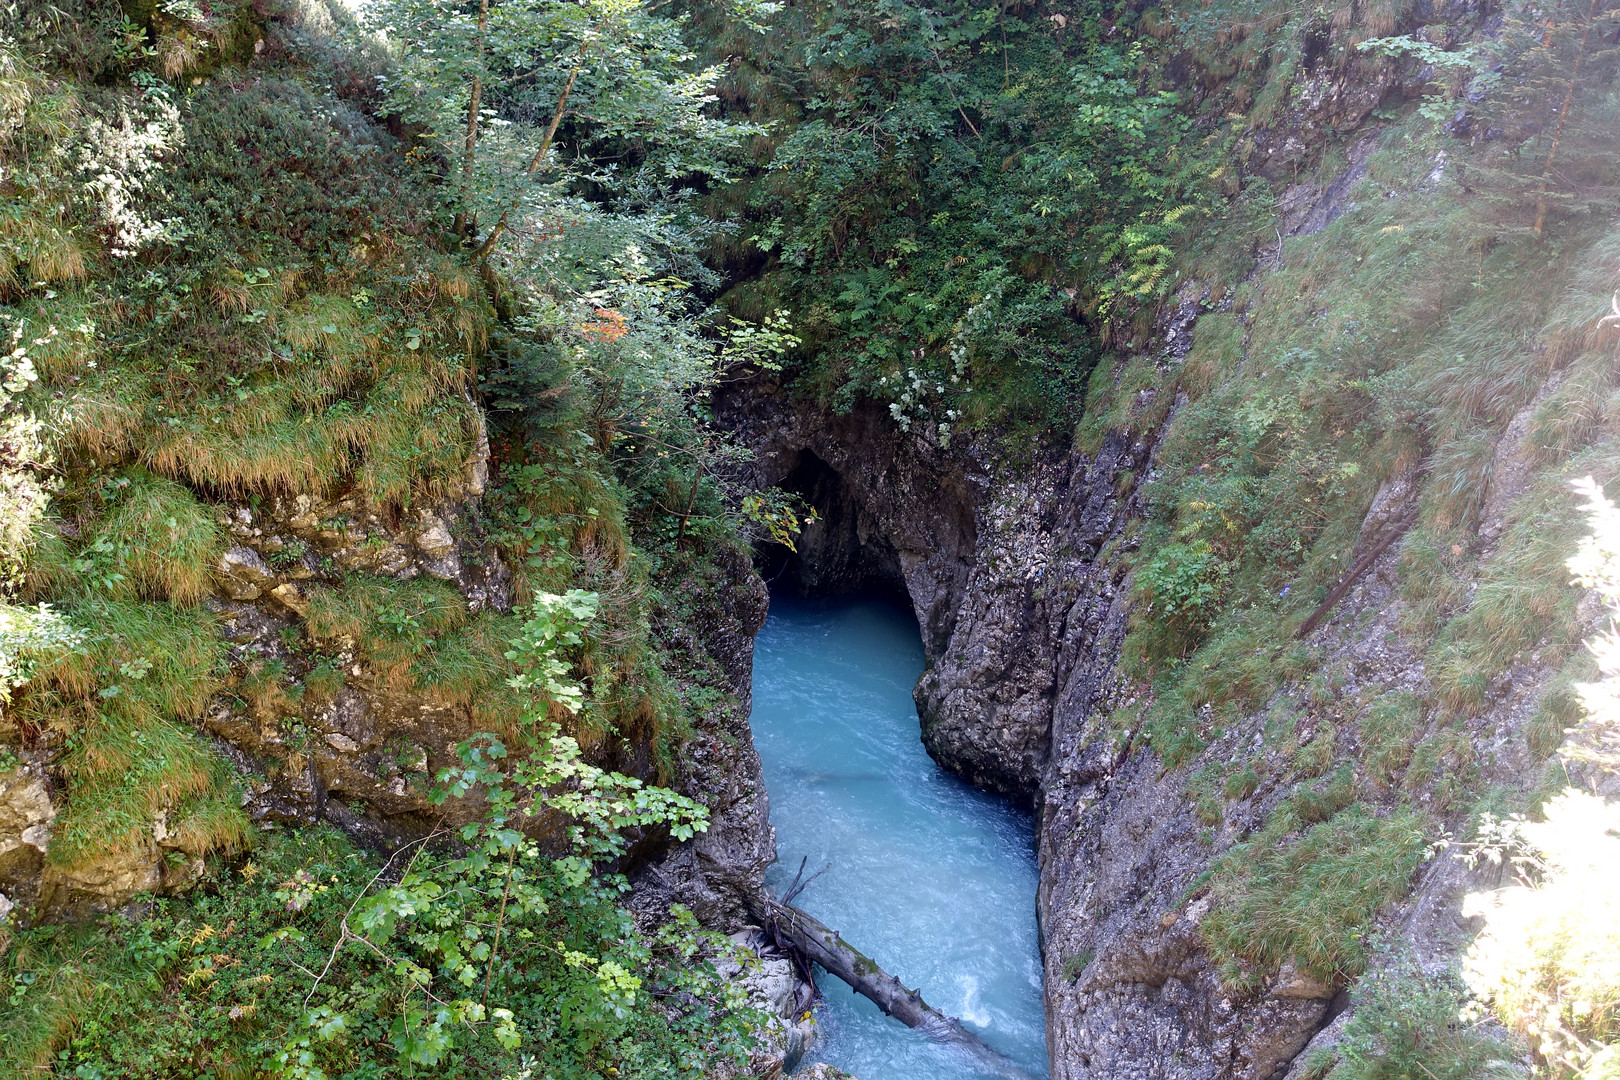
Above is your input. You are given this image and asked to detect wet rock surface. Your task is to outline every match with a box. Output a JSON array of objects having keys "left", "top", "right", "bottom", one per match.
[
  {"left": 0, "top": 765, "right": 55, "bottom": 911},
  {"left": 712, "top": 927, "right": 817, "bottom": 1078}
]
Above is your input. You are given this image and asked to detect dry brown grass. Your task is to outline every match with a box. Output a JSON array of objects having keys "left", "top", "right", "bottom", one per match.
[{"left": 1, "top": 212, "right": 89, "bottom": 292}]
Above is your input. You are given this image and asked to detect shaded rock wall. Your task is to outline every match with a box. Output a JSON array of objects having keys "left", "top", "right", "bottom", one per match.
[
  {"left": 631, "top": 541, "right": 776, "bottom": 929},
  {"left": 718, "top": 393, "right": 978, "bottom": 661},
  {"left": 715, "top": 351, "right": 1167, "bottom": 810}
]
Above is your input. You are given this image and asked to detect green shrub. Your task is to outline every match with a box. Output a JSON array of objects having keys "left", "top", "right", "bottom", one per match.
[
  {"left": 2, "top": 615, "right": 756, "bottom": 1079},
  {"left": 742, "top": 8, "right": 1217, "bottom": 429},
  {"left": 1132, "top": 539, "right": 1234, "bottom": 658},
  {"left": 1, "top": 823, "right": 762, "bottom": 1079}
]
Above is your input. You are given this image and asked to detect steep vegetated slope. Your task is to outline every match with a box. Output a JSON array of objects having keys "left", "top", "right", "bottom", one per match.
[
  {"left": 2, "top": 0, "right": 1618, "bottom": 1077},
  {"left": 703, "top": 0, "right": 1620, "bottom": 1076},
  {"left": 0, "top": 0, "right": 806, "bottom": 1075}
]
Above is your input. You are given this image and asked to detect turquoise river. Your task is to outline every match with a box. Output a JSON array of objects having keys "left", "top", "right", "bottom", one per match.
[{"left": 750, "top": 594, "right": 1049, "bottom": 1079}]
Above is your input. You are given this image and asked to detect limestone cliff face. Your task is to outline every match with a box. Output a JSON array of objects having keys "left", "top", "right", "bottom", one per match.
[
  {"left": 716, "top": 284, "right": 1572, "bottom": 1079},
  {"left": 715, "top": 307, "right": 1183, "bottom": 815}
]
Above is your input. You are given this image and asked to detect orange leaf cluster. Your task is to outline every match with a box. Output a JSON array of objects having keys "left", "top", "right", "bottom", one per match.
[{"left": 578, "top": 307, "right": 628, "bottom": 342}]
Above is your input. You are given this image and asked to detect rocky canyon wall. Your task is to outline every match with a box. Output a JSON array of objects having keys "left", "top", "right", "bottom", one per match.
[{"left": 717, "top": 275, "right": 1582, "bottom": 1080}]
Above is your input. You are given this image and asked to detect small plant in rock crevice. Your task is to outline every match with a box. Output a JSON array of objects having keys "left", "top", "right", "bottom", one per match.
[{"left": 1305, "top": 947, "right": 1520, "bottom": 1080}]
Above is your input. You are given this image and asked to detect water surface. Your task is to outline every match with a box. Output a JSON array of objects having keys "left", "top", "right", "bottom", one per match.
[{"left": 751, "top": 595, "right": 1047, "bottom": 1079}]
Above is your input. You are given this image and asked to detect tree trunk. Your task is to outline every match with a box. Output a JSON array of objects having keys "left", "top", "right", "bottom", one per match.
[
  {"left": 1295, "top": 503, "right": 1419, "bottom": 639},
  {"left": 472, "top": 53, "right": 585, "bottom": 263},
  {"left": 751, "top": 894, "right": 1043, "bottom": 1080},
  {"left": 674, "top": 442, "right": 706, "bottom": 551},
  {"left": 453, "top": 0, "right": 490, "bottom": 242}
]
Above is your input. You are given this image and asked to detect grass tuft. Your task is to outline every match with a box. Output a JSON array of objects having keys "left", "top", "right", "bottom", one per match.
[
  {"left": 1202, "top": 803, "right": 1428, "bottom": 991},
  {"left": 302, "top": 575, "right": 526, "bottom": 729},
  {"left": 1525, "top": 662, "right": 1590, "bottom": 760},
  {"left": 93, "top": 472, "right": 223, "bottom": 606},
  {"left": 15, "top": 598, "right": 243, "bottom": 868},
  {"left": 1359, "top": 692, "right": 1421, "bottom": 787}
]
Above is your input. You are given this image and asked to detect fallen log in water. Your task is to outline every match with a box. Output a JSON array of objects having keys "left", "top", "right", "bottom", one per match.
[{"left": 750, "top": 892, "right": 1044, "bottom": 1080}]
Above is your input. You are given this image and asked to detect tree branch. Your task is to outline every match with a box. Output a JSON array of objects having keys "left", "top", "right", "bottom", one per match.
[
  {"left": 473, "top": 49, "right": 587, "bottom": 262},
  {"left": 1534, "top": 0, "right": 1603, "bottom": 236}
]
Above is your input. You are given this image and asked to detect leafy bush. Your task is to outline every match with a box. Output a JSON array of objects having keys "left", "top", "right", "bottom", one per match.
[
  {"left": 1134, "top": 540, "right": 1232, "bottom": 653},
  {"left": 0, "top": 591, "right": 764, "bottom": 1079},
  {"left": 0, "top": 10, "right": 794, "bottom": 1079},
  {"left": 2, "top": 817, "right": 761, "bottom": 1079}
]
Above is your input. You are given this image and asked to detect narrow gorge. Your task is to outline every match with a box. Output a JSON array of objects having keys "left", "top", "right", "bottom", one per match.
[
  {"left": 751, "top": 595, "right": 1046, "bottom": 1079},
  {"left": 1, "top": 0, "right": 1617, "bottom": 1077}
]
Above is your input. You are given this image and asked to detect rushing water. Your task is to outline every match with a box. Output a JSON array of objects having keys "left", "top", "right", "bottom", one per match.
[{"left": 751, "top": 594, "right": 1048, "bottom": 1080}]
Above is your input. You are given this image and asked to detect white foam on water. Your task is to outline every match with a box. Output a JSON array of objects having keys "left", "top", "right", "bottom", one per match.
[{"left": 956, "top": 975, "right": 993, "bottom": 1029}]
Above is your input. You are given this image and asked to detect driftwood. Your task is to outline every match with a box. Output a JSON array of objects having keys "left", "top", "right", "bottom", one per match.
[{"left": 750, "top": 889, "right": 1043, "bottom": 1080}]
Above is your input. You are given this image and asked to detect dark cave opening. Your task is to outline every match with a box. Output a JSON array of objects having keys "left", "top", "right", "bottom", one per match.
[{"left": 755, "top": 447, "right": 910, "bottom": 606}]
